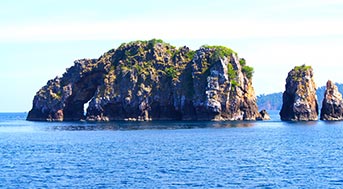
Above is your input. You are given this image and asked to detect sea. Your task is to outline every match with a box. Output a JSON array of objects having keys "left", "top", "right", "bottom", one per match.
[{"left": 1, "top": 112, "right": 343, "bottom": 188}]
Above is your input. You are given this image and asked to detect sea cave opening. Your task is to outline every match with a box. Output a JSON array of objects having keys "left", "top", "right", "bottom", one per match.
[{"left": 83, "top": 99, "right": 92, "bottom": 116}]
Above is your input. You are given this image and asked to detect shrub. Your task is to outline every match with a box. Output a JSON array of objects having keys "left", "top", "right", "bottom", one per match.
[
  {"left": 202, "top": 45, "right": 236, "bottom": 61},
  {"left": 231, "top": 80, "right": 239, "bottom": 88},
  {"left": 165, "top": 67, "right": 178, "bottom": 79},
  {"left": 186, "top": 50, "right": 195, "bottom": 60},
  {"left": 239, "top": 58, "right": 246, "bottom": 66},
  {"left": 292, "top": 64, "right": 312, "bottom": 81},
  {"left": 294, "top": 64, "right": 311, "bottom": 72},
  {"left": 227, "top": 63, "right": 237, "bottom": 80},
  {"left": 148, "top": 39, "right": 165, "bottom": 49},
  {"left": 242, "top": 65, "right": 254, "bottom": 79}
]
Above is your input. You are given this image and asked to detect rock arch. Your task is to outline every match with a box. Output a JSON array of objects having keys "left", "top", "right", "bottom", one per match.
[{"left": 62, "top": 72, "right": 103, "bottom": 121}]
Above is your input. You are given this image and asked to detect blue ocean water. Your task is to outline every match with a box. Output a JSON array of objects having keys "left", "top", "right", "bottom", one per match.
[{"left": 1, "top": 112, "right": 343, "bottom": 188}]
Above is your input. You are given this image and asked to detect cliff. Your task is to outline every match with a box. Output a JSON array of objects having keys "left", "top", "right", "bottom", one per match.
[
  {"left": 27, "top": 57, "right": 111, "bottom": 121},
  {"left": 279, "top": 65, "right": 319, "bottom": 121},
  {"left": 320, "top": 80, "right": 343, "bottom": 120},
  {"left": 27, "top": 39, "right": 260, "bottom": 121}
]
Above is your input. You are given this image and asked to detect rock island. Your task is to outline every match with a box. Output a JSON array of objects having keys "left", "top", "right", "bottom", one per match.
[{"left": 27, "top": 39, "right": 263, "bottom": 121}]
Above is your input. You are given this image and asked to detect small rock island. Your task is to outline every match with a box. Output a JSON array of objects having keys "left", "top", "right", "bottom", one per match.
[
  {"left": 27, "top": 39, "right": 263, "bottom": 121},
  {"left": 279, "top": 65, "right": 319, "bottom": 121},
  {"left": 320, "top": 80, "right": 343, "bottom": 120}
]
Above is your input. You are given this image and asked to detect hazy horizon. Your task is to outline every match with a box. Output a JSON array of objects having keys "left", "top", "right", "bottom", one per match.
[{"left": 1, "top": 0, "right": 342, "bottom": 112}]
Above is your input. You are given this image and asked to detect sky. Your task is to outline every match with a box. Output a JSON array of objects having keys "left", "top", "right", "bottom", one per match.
[{"left": 0, "top": 0, "right": 343, "bottom": 112}]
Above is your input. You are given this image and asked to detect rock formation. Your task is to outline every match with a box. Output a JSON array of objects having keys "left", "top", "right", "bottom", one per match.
[
  {"left": 257, "top": 109, "right": 271, "bottom": 120},
  {"left": 27, "top": 58, "right": 111, "bottom": 121},
  {"left": 320, "top": 80, "right": 343, "bottom": 120},
  {"left": 27, "top": 39, "right": 260, "bottom": 121},
  {"left": 279, "top": 65, "right": 319, "bottom": 121}
]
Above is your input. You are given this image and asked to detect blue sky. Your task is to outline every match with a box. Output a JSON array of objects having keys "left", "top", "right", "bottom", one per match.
[{"left": 0, "top": 0, "right": 343, "bottom": 112}]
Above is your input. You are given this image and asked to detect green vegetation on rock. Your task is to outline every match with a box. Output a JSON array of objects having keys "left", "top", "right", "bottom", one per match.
[
  {"left": 292, "top": 64, "right": 312, "bottom": 81},
  {"left": 242, "top": 65, "right": 254, "bottom": 79},
  {"left": 227, "top": 63, "right": 239, "bottom": 88},
  {"left": 28, "top": 39, "right": 259, "bottom": 121},
  {"left": 202, "top": 45, "right": 236, "bottom": 61},
  {"left": 239, "top": 58, "right": 254, "bottom": 79},
  {"left": 118, "top": 39, "right": 174, "bottom": 50},
  {"left": 227, "top": 64, "right": 236, "bottom": 80},
  {"left": 147, "top": 39, "right": 165, "bottom": 49},
  {"left": 185, "top": 50, "right": 195, "bottom": 60},
  {"left": 239, "top": 58, "right": 246, "bottom": 66},
  {"left": 294, "top": 64, "right": 311, "bottom": 72},
  {"left": 165, "top": 67, "right": 178, "bottom": 79}
]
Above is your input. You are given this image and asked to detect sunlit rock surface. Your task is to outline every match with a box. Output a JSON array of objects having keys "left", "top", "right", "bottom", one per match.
[{"left": 27, "top": 40, "right": 259, "bottom": 121}]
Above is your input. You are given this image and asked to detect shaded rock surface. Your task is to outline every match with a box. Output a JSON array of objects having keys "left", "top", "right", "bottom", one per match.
[
  {"left": 320, "top": 80, "right": 343, "bottom": 120},
  {"left": 257, "top": 109, "right": 271, "bottom": 120},
  {"left": 27, "top": 39, "right": 260, "bottom": 121},
  {"left": 279, "top": 65, "right": 318, "bottom": 121},
  {"left": 27, "top": 57, "right": 112, "bottom": 121}
]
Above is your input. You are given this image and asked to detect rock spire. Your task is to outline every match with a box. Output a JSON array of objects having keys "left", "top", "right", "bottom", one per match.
[
  {"left": 279, "top": 65, "right": 318, "bottom": 121},
  {"left": 320, "top": 80, "right": 343, "bottom": 120}
]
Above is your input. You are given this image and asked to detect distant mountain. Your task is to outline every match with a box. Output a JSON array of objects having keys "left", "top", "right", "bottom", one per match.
[
  {"left": 257, "top": 83, "right": 343, "bottom": 111},
  {"left": 257, "top": 92, "right": 283, "bottom": 110}
]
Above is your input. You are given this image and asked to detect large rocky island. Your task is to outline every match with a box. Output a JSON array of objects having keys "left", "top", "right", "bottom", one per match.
[{"left": 27, "top": 39, "right": 262, "bottom": 121}]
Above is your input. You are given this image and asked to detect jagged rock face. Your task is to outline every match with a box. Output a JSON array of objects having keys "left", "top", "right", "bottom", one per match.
[
  {"left": 320, "top": 80, "right": 343, "bottom": 120},
  {"left": 27, "top": 55, "right": 112, "bottom": 121},
  {"left": 27, "top": 40, "right": 260, "bottom": 121},
  {"left": 279, "top": 65, "right": 318, "bottom": 121}
]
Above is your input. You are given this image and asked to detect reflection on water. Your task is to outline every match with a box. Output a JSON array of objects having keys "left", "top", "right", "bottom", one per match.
[
  {"left": 321, "top": 120, "right": 343, "bottom": 125},
  {"left": 284, "top": 121, "right": 318, "bottom": 126},
  {"left": 46, "top": 121, "right": 256, "bottom": 131},
  {"left": 211, "top": 122, "right": 255, "bottom": 128},
  {"left": 4, "top": 112, "right": 343, "bottom": 133}
]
